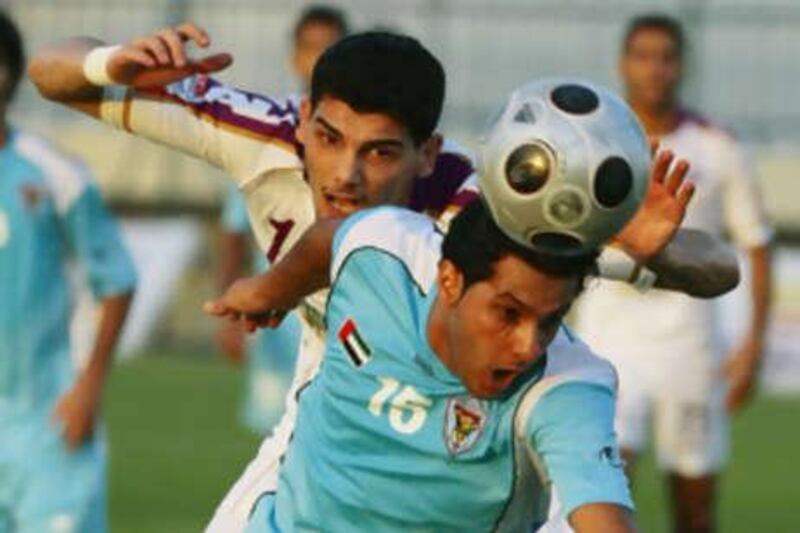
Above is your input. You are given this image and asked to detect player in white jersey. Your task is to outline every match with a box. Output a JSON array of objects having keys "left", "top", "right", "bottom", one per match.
[
  {"left": 574, "top": 15, "right": 773, "bottom": 532},
  {"left": 216, "top": 6, "right": 348, "bottom": 434},
  {"left": 32, "top": 25, "right": 740, "bottom": 530}
]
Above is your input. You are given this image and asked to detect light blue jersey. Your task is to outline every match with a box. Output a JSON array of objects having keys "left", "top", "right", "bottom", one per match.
[
  {"left": 0, "top": 129, "right": 136, "bottom": 532},
  {"left": 222, "top": 187, "right": 301, "bottom": 434},
  {"left": 251, "top": 207, "right": 631, "bottom": 531}
]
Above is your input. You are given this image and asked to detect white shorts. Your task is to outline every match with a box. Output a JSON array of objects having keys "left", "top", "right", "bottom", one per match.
[
  {"left": 613, "top": 353, "right": 729, "bottom": 478},
  {"left": 205, "top": 326, "right": 324, "bottom": 533}
]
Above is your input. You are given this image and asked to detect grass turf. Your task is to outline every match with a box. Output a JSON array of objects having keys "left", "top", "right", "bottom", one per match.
[{"left": 105, "top": 351, "right": 799, "bottom": 532}]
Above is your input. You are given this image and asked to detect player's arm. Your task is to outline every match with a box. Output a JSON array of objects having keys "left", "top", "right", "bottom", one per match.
[
  {"left": 645, "top": 228, "right": 739, "bottom": 297},
  {"left": 528, "top": 382, "right": 637, "bottom": 532},
  {"left": 54, "top": 292, "right": 133, "bottom": 448},
  {"left": 725, "top": 243, "right": 771, "bottom": 410},
  {"left": 28, "top": 24, "right": 229, "bottom": 118},
  {"left": 609, "top": 150, "right": 739, "bottom": 298},
  {"left": 30, "top": 25, "right": 302, "bottom": 182},
  {"left": 216, "top": 189, "right": 252, "bottom": 364},
  {"left": 718, "top": 140, "right": 775, "bottom": 412},
  {"left": 570, "top": 504, "right": 637, "bottom": 532},
  {"left": 52, "top": 181, "right": 137, "bottom": 448},
  {"left": 205, "top": 217, "right": 342, "bottom": 329}
]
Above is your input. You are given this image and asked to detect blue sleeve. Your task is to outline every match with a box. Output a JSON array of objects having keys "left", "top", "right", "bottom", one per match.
[
  {"left": 221, "top": 186, "right": 251, "bottom": 233},
  {"left": 331, "top": 208, "right": 376, "bottom": 259},
  {"left": 63, "top": 185, "right": 137, "bottom": 299},
  {"left": 528, "top": 382, "right": 633, "bottom": 517}
]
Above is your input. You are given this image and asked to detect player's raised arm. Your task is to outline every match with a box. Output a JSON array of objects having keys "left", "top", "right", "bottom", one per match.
[
  {"left": 205, "top": 217, "right": 341, "bottom": 328},
  {"left": 29, "top": 24, "right": 230, "bottom": 117},
  {"left": 29, "top": 24, "right": 304, "bottom": 185},
  {"left": 608, "top": 149, "right": 740, "bottom": 298}
]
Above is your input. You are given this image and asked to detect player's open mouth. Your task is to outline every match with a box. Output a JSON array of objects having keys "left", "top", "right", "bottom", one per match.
[
  {"left": 323, "top": 193, "right": 362, "bottom": 217},
  {"left": 491, "top": 368, "right": 519, "bottom": 389}
]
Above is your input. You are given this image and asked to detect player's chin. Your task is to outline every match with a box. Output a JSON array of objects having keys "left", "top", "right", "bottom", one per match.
[
  {"left": 317, "top": 196, "right": 363, "bottom": 219},
  {"left": 469, "top": 370, "right": 519, "bottom": 399}
]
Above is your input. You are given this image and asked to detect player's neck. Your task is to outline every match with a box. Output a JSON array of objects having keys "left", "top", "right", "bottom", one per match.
[
  {"left": 629, "top": 100, "right": 680, "bottom": 137},
  {"left": 426, "top": 296, "right": 453, "bottom": 370}
]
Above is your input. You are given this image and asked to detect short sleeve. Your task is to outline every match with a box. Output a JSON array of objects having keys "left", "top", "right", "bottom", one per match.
[
  {"left": 528, "top": 382, "right": 633, "bottom": 518},
  {"left": 62, "top": 184, "right": 137, "bottom": 299},
  {"left": 718, "top": 138, "right": 773, "bottom": 248},
  {"left": 330, "top": 207, "right": 442, "bottom": 291}
]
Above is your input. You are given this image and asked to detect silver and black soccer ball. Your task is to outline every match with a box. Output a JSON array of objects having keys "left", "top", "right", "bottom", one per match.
[{"left": 478, "top": 78, "right": 651, "bottom": 255}]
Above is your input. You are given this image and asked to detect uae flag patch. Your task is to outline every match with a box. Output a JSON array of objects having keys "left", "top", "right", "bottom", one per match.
[{"left": 338, "top": 318, "right": 372, "bottom": 367}]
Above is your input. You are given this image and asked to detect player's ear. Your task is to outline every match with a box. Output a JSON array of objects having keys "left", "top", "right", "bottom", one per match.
[
  {"left": 438, "top": 259, "right": 465, "bottom": 305},
  {"left": 416, "top": 133, "right": 443, "bottom": 177},
  {"left": 297, "top": 97, "right": 313, "bottom": 145}
]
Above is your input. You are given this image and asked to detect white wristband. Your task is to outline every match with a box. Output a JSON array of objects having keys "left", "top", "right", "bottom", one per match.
[
  {"left": 597, "top": 246, "right": 657, "bottom": 292},
  {"left": 82, "top": 45, "right": 122, "bottom": 86}
]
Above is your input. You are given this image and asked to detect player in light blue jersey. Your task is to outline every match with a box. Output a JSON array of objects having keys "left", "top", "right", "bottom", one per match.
[
  {"left": 0, "top": 11, "right": 136, "bottom": 532},
  {"left": 209, "top": 202, "right": 637, "bottom": 531},
  {"left": 219, "top": 188, "right": 302, "bottom": 434}
]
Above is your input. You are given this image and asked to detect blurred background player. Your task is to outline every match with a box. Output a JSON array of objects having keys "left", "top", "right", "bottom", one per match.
[
  {"left": 574, "top": 13, "right": 774, "bottom": 533},
  {"left": 216, "top": 5, "right": 348, "bottom": 434},
  {"left": 0, "top": 10, "right": 136, "bottom": 532}
]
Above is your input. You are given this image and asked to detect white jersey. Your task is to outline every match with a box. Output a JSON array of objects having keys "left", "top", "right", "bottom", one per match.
[
  {"left": 576, "top": 112, "right": 773, "bottom": 368},
  {"left": 97, "top": 76, "right": 478, "bottom": 531}
]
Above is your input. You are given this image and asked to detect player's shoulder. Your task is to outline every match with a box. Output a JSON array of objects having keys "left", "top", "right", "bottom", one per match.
[
  {"left": 514, "top": 328, "right": 617, "bottom": 418},
  {"left": 12, "top": 130, "right": 92, "bottom": 213},
  {"left": 332, "top": 207, "right": 442, "bottom": 292},
  {"left": 408, "top": 138, "right": 476, "bottom": 214},
  {"left": 539, "top": 327, "right": 617, "bottom": 390},
  {"left": 674, "top": 109, "right": 742, "bottom": 150}
]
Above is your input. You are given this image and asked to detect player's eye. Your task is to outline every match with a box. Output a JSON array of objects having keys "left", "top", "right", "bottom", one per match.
[
  {"left": 316, "top": 129, "right": 339, "bottom": 147},
  {"left": 367, "top": 146, "right": 401, "bottom": 163},
  {"left": 499, "top": 305, "right": 521, "bottom": 325}
]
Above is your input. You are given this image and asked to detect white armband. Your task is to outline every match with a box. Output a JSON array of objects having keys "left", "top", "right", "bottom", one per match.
[
  {"left": 597, "top": 246, "right": 657, "bottom": 292},
  {"left": 82, "top": 45, "right": 122, "bottom": 86}
]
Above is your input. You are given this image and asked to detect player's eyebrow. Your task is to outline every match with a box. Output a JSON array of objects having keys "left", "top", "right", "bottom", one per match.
[
  {"left": 315, "top": 115, "right": 343, "bottom": 139},
  {"left": 357, "top": 137, "right": 407, "bottom": 155},
  {"left": 497, "top": 292, "right": 532, "bottom": 312},
  {"left": 498, "top": 292, "right": 571, "bottom": 320}
]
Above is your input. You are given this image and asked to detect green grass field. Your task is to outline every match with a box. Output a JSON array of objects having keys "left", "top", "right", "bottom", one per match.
[{"left": 105, "top": 351, "right": 799, "bottom": 532}]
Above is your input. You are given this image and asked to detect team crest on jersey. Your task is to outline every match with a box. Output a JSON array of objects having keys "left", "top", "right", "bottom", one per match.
[
  {"left": 338, "top": 318, "right": 371, "bottom": 367},
  {"left": 444, "top": 397, "right": 487, "bottom": 455},
  {"left": 20, "top": 184, "right": 45, "bottom": 210}
]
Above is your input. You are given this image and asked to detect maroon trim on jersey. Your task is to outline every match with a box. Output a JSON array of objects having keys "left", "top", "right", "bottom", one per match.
[
  {"left": 448, "top": 188, "right": 480, "bottom": 208},
  {"left": 676, "top": 108, "right": 712, "bottom": 130},
  {"left": 407, "top": 152, "right": 475, "bottom": 214},
  {"left": 143, "top": 76, "right": 303, "bottom": 153}
]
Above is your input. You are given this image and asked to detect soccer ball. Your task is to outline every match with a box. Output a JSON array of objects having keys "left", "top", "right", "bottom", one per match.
[{"left": 478, "top": 78, "right": 651, "bottom": 255}]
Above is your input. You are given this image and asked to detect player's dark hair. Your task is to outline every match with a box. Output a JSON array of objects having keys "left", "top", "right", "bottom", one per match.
[
  {"left": 294, "top": 5, "right": 349, "bottom": 41},
  {"left": 623, "top": 13, "right": 685, "bottom": 58},
  {"left": 442, "top": 199, "right": 598, "bottom": 290},
  {"left": 309, "top": 31, "right": 445, "bottom": 146},
  {"left": 0, "top": 9, "right": 25, "bottom": 103}
]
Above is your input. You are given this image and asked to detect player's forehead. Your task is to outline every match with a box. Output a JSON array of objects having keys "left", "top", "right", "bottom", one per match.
[
  {"left": 296, "top": 21, "right": 343, "bottom": 45},
  {"left": 626, "top": 27, "right": 681, "bottom": 56},
  {"left": 311, "top": 96, "right": 415, "bottom": 146},
  {"left": 484, "top": 255, "right": 579, "bottom": 314}
]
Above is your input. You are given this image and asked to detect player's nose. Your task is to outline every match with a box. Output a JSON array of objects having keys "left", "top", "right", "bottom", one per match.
[
  {"left": 331, "top": 150, "right": 363, "bottom": 191},
  {"left": 510, "top": 324, "right": 542, "bottom": 367}
]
